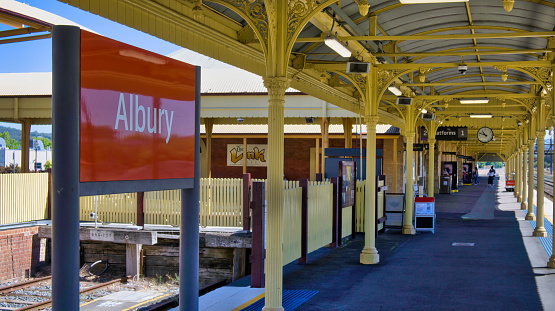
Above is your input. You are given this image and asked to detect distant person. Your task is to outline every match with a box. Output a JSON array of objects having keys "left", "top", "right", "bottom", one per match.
[
  {"left": 474, "top": 168, "right": 479, "bottom": 185},
  {"left": 487, "top": 166, "right": 496, "bottom": 187}
]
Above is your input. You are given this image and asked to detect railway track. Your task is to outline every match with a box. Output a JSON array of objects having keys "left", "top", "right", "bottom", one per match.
[
  {"left": 533, "top": 175, "right": 554, "bottom": 197},
  {"left": 0, "top": 276, "right": 129, "bottom": 310}
]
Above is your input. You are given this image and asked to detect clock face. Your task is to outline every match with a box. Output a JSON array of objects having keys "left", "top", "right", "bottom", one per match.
[{"left": 477, "top": 127, "right": 494, "bottom": 143}]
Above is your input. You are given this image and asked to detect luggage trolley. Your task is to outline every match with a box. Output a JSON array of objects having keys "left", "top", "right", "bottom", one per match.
[{"left": 505, "top": 172, "right": 515, "bottom": 192}]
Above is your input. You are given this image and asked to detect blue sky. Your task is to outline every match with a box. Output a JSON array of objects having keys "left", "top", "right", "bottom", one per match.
[{"left": 0, "top": 0, "right": 181, "bottom": 133}]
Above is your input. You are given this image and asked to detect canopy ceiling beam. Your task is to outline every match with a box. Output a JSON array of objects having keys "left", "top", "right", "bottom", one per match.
[
  {"left": 403, "top": 81, "right": 540, "bottom": 87},
  {"left": 308, "top": 60, "right": 550, "bottom": 70},
  {"left": 382, "top": 93, "right": 536, "bottom": 100},
  {"left": 295, "top": 31, "right": 555, "bottom": 42},
  {"left": 373, "top": 49, "right": 552, "bottom": 57}
]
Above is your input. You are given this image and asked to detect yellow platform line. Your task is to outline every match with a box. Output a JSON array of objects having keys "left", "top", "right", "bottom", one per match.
[
  {"left": 230, "top": 292, "right": 266, "bottom": 311},
  {"left": 122, "top": 294, "right": 172, "bottom": 311}
]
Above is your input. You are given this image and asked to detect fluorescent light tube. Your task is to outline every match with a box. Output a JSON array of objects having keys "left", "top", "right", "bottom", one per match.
[
  {"left": 388, "top": 86, "right": 403, "bottom": 96},
  {"left": 400, "top": 0, "right": 468, "bottom": 3},
  {"left": 460, "top": 99, "right": 489, "bottom": 104},
  {"left": 324, "top": 35, "right": 351, "bottom": 57},
  {"left": 470, "top": 114, "right": 493, "bottom": 118}
]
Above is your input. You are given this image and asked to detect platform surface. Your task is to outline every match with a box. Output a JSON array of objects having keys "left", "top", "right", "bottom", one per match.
[
  {"left": 80, "top": 290, "right": 171, "bottom": 310},
  {"left": 189, "top": 175, "right": 555, "bottom": 310}
]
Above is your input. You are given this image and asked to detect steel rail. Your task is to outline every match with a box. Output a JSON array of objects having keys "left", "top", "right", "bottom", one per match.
[
  {"left": 0, "top": 276, "right": 52, "bottom": 295},
  {"left": 13, "top": 276, "right": 130, "bottom": 311}
]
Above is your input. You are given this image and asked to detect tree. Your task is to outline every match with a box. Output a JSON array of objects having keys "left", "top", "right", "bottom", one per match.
[
  {"left": 33, "top": 136, "right": 52, "bottom": 149},
  {"left": 44, "top": 160, "right": 52, "bottom": 169},
  {"left": 0, "top": 131, "right": 20, "bottom": 149}
]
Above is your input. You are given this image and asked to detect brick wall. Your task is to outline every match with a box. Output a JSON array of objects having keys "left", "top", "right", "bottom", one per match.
[
  {"left": 0, "top": 227, "right": 42, "bottom": 282},
  {"left": 209, "top": 136, "right": 395, "bottom": 181}
]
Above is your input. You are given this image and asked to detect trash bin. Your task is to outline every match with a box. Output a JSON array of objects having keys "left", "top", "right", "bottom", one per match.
[{"left": 440, "top": 176, "right": 452, "bottom": 194}]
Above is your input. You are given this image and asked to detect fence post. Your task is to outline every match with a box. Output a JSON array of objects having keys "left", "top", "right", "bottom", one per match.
[
  {"left": 298, "top": 179, "right": 309, "bottom": 263},
  {"left": 137, "top": 192, "right": 145, "bottom": 227},
  {"left": 243, "top": 173, "right": 251, "bottom": 231},
  {"left": 250, "top": 181, "right": 265, "bottom": 288},
  {"left": 331, "top": 177, "right": 340, "bottom": 247},
  {"left": 316, "top": 173, "right": 323, "bottom": 182},
  {"left": 47, "top": 168, "right": 52, "bottom": 220}
]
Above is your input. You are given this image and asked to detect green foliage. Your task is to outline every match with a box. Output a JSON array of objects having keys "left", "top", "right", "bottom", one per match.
[
  {"left": 0, "top": 131, "right": 20, "bottom": 149},
  {"left": 33, "top": 136, "right": 52, "bottom": 148},
  {"left": 44, "top": 160, "right": 52, "bottom": 169},
  {"left": 0, "top": 164, "right": 21, "bottom": 174}
]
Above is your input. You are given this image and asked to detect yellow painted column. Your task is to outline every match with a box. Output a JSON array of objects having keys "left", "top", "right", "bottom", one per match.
[
  {"left": 517, "top": 148, "right": 522, "bottom": 202},
  {"left": 21, "top": 119, "right": 31, "bottom": 173},
  {"left": 320, "top": 117, "right": 329, "bottom": 176},
  {"left": 315, "top": 138, "right": 320, "bottom": 174},
  {"left": 343, "top": 118, "right": 353, "bottom": 148},
  {"left": 403, "top": 131, "right": 416, "bottom": 235},
  {"left": 526, "top": 139, "right": 536, "bottom": 220},
  {"left": 263, "top": 76, "right": 289, "bottom": 311},
  {"left": 428, "top": 138, "right": 436, "bottom": 197},
  {"left": 361, "top": 115, "right": 380, "bottom": 264},
  {"left": 393, "top": 138, "right": 398, "bottom": 192},
  {"left": 534, "top": 131, "right": 548, "bottom": 237},
  {"left": 521, "top": 145, "right": 528, "bottom": 210}
]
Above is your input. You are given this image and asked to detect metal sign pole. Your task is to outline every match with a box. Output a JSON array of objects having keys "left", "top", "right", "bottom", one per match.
[
  {"left": 51, "top": 25, "right": 81, "bottom": 310},
  {"left": 179, "top": 66, "right": 201, "bottom": 310}
]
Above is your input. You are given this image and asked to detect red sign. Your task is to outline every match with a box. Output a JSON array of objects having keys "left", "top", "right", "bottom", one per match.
[
  {"left": 506, "top": 180, "right": 515, "bottom": 186},
  {"left": 80, "top": 30, "right": 196, "bottom": 183}
]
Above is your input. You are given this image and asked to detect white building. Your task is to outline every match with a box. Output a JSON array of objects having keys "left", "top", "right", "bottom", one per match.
[{"left": 0, "top": 138, "right": 52, "bottom": 171}]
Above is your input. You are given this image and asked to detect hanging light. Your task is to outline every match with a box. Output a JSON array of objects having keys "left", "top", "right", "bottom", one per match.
[
  {"left": 358, "top": 0, "right": 370, "bottom": 16},
  {"left": 324, "top": 35, "right": 351, "bottom": 57},
  {"left": 470, "top": 114, "right": 493, "bottom": 118},
  {"left": 502, "top": 0, "right": 515, "bottom": 12},
  {"left": 460, "top": 99, "right": 489, "bottom": 104},
  {"left": 387, "top": 85, "right": 403, "bottom": 96}
]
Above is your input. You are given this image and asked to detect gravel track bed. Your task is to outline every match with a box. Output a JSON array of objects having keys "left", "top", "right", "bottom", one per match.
[
  {"left": 0, "top": 301, "right": 29, "bottom": 309},
  {"left": 12, "top": 289, "right": 52, "bottom": 297},
  {"left": 1, "top": 294, "right": 50, "bottom": 302}
]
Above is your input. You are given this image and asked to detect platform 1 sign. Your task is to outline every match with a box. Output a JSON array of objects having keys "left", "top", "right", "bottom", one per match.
[
  {"left": 421, "top": 126, "right": 467, "bottom": 141},
  {"left": 79, "top": 30, "right": 199, "bottom": 195}
]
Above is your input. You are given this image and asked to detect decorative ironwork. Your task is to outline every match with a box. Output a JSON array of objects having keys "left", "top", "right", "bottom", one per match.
[
  {"left": 377, "top": 69, "right": 406, "bottom": 95},
  {"left": 215, "top": 0, "right": 269, "bottom": 44},
  {"left": 345, "top": 73, "right": 367, "bottom": 96},
  {"left": 287, "top": 1, "right": 326, "bottom": 41}
]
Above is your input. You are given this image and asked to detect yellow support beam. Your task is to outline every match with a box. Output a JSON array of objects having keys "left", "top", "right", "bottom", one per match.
[
  {"left": 373, "top": 49, "right": 552, "bottom": 57},
  {"left": 403, "top": 81, "right": 540, "bottom": 87},
  {"left": 295, "top": 31, "right": 555, "bottom": 42}
]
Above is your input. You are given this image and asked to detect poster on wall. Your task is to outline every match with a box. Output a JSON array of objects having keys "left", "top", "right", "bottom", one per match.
[
  {"left": 462, "top": 163, "right": 473, "bottom": 184},
  {"left": 227, "top": 144, "right": 267, "bottom": 167},
  {"left": 339, "top": 161, "right": 356, "bottom": 208}
]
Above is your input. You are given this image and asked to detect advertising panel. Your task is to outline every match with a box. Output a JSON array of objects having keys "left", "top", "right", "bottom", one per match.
[
  {"left": 462, "top": 163, "right": 472, "bottom": 184},
  {"left": 80, "top": 30, "right": 197, "bottom": 186},
  {"left": 227, "top": 144, "right": 267, "bottom": 167},
  {"left": 339, "top": 161, "right": 356, "bottom": 208}
]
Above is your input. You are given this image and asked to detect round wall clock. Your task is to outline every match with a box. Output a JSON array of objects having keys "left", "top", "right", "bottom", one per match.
[{"left": 477, "top": 127, "right": 494, "bottom": 143}]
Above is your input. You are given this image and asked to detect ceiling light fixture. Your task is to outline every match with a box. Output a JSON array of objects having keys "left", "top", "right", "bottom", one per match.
[
  {"left": 400, "top": 0, "right": 468, "bottom": 3},
  {"left": 324, "top": 35, "right": 351, "bottom": 57},
  {"left": 388, "top": 85, "right": 403, "bottom": 96},
  {"left": 502, "top": 0, "right": 515, "bottom": 12},
  {"left": 460, "top": 99, "right": 489, "bottom": 104},
  {"left": 470, "top": 114, "right": 493, "bottom": 118}
]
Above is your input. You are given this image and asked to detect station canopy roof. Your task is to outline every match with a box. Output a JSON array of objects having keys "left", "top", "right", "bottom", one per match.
[{"left": 1, "top": 0, "right": 554, "bottom": 158}]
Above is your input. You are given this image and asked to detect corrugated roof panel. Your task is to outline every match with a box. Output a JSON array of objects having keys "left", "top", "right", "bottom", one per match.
[
  {"left": 0, "top": 72, "right": 51, "bottom": 96},
  {"left": 0, "top": 0, "right": 92, "bottom": 30},
  {"left": 199, "top": 124, "right": 399, "bottom": 135}
]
